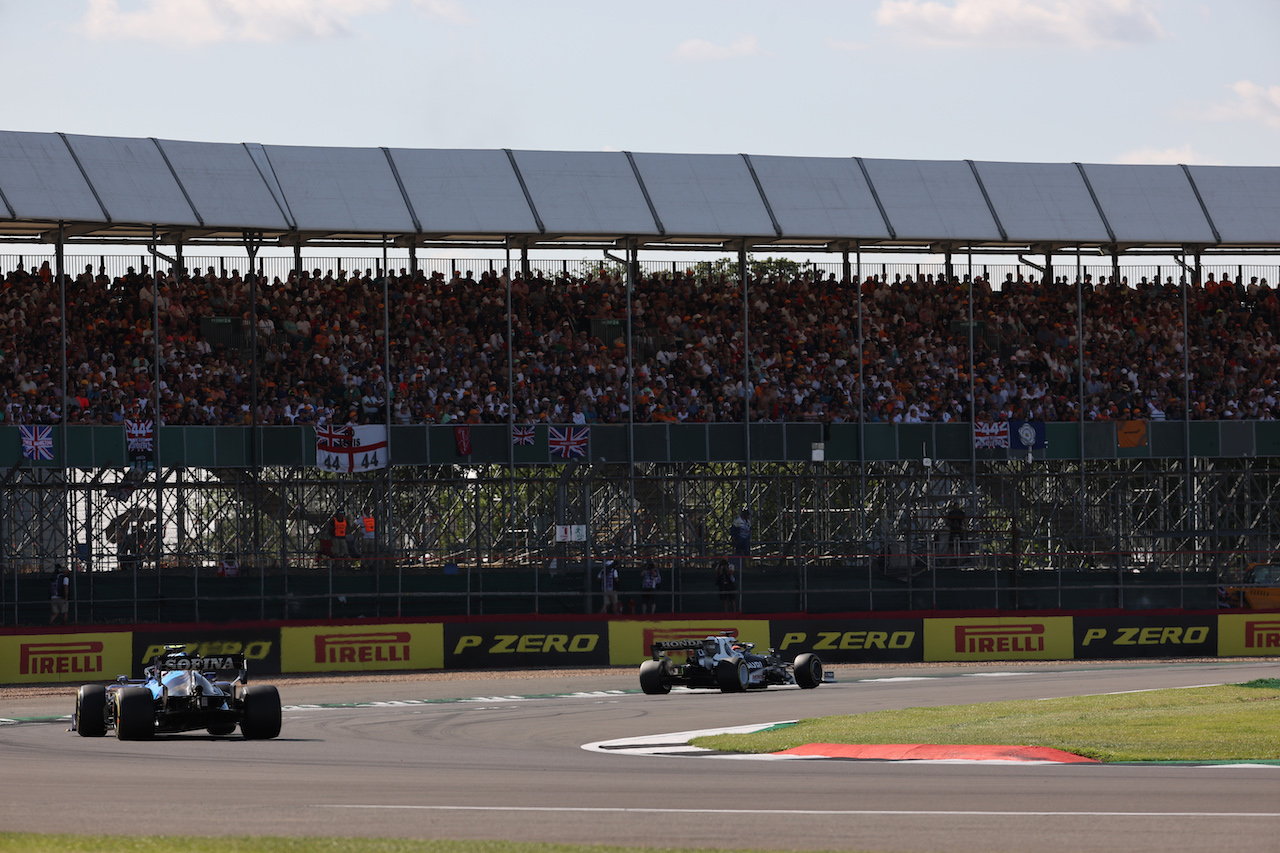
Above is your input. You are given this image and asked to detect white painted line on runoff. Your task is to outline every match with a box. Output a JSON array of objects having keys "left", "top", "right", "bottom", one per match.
[
  {"left": 315, "top": 804, "right": 1280, "bottom": 818},
  {"left": 583, "top": 720, "right": 796, "bottom": 757}
]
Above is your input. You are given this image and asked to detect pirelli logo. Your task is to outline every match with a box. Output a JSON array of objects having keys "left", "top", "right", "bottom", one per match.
[
  {"left": 955, "top": 623, "right": 1044, "bottom": 654},
  {"left": 20, "top": 641, "right": 104, "bottom": 675},
  {"left": 313, "top": 632, "right": 411, "bottom": 664},
  {"left": 1245, "top": 620, "right": 1280, "bottom": 649}
]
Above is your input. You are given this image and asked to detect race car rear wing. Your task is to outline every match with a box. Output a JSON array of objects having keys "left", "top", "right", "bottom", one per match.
[
  {"left": 651, "top": 639, "right": 706, "bottom": 652},
  {"left": 153, "top": 653, "right": 247, "bottom": 680}
]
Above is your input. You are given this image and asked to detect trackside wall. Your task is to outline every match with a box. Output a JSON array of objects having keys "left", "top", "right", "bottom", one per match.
[{"left": 1, "top": 613, "right": 1276, "bottom": 684}]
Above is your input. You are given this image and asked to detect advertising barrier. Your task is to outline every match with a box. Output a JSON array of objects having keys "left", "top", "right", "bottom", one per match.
[
  {"left": 445, "top": 621, "right": 608, "bottom": 668},
  {"left": 1074, "top": 615, "right": 1215, "bottom": 659},
  {"left": 280, "top": 623, "right": 443, "bottom": 673},
  {"left": 2, "top": 613, "right": 1276, "bottom": 683},
  {"left": 923, "top": 617, "right": 1073, "bottom": 662},
  {"left": 770, "top": 618, "right": 923, "bottom": 662},
  {"left": 0, "top": 632, "right": 133, "bottom": 684},
  {"left": 1218, "top": 614, "right": 1280, "bottom": 656}
]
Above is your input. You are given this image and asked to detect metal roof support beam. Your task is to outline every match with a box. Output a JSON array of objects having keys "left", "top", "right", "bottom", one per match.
[
  {"left": 854, "top": 157, "right": 896, "bottom": 240},
  {"left": 503, "top": 149, "right": 545, "bottom": 235},
  {"left": 624, "top": 151, "right": 664, "bottom": 236},
  {"left": 0, "top": 179, "right": 14, "bottom": 219},
  {"left": 150, "top": 138, "right": 203, "bottom": 227},
  {"left": 382, "top": 147, "right": 422, "bottom": 235},
  {"left": 1180, "top": 164, "right": 1222, "bottom": 245},
  {"left": 1074, "top": 162, "right": 1116, "bottom": 244},
  {"left": 59, "top": 133, "right": 111, "bottom": 223},
  {"left": 37, "top": 223, "right": 104, "bottom": 241},
  {"left": 966, "top": 160, "right": 1008, "bottom": 242},
  {"left": 740, "top": 153, "right": 782, "bottom": 239}
]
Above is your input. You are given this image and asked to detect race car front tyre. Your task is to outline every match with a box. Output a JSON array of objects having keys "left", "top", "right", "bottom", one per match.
[
  {"left": 240, "top": 685, "right": 282, "bottom": 740},
  {"left": 716, "top": 657, "right": 749, "bottom": 693},
  {"left": 794, "top": 653, "right": 823, "bottom": 689},
  {"left": 114, "top": 687, "right": 155, "bottom": 740},
  {"left": 75, "top": 684, "right": 107, "bottom": 737},
  {"left": 639, "top": 659, "right": 671, "bottom": 695}
]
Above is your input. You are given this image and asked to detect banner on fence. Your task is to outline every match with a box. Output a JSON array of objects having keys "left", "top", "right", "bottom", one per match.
[
  {"left": 316, "top": 424, "right": 389, "bottom": 473},
  {"left": 280, "top": 623, "right": 441, "bottom": 672},
  {"left": 770, "top": 618, "right": 923, "bottom": 663},
  {"left": 0, "top": 632, "right": 133, "bottom": 684},
  {"left": 445, "top": 621, "right": 608, "bottom": 668}
]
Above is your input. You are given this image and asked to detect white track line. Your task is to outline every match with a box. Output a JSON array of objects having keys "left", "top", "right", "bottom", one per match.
[{"left": 315, "top": 805, "right": 1280, "bottom": 818}]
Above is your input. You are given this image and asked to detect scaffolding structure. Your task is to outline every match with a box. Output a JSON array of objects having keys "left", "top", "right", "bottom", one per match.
[{"left": 5, "top": 453, "right": 1275, "bottom": 625}]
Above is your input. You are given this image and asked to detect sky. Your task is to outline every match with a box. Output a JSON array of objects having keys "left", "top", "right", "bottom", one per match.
[{"left": 2, "top": 0, "right": 1277, "bottom": 168}]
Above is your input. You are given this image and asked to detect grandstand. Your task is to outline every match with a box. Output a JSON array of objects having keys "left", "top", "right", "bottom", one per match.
[{"left": 1, "top": 131, "right": 1279, "bottom": 624}]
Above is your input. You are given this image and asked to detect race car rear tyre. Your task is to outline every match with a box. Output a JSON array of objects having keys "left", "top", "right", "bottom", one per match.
[
  {"left": 639, "top": 659, "right": 671, "bottom": 695},
  {"left": 716, "top": 657, "right": 749, "bottom": 693},
  {"left": 75, "top": 684, "right": 107, "bottom": 737},
  {"left": 114, "top": 687, "right": 154, "bottom": 740},
  {"left": 241, "top": 685, "right": 282, "bottom": 740},
  {"left": 794, "top": 653, "right": 823, "bottom": 689}
]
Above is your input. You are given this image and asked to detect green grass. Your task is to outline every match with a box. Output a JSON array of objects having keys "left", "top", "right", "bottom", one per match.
[
  {"left": 0, "top": 838, "right": 857, "bottom": 853},
  {"left": 692, "top": 680, "right": 1280, "bottom": 762}
]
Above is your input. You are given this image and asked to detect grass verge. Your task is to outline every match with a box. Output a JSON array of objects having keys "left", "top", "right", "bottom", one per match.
[
  {"left": 691, "top": 679, "right": 1280, "bottom": 762},
  {"left": 0, "top": 838, "right": 850, "bottom": 853}
]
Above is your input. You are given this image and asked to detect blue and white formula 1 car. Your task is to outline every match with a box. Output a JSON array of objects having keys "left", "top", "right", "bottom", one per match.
[
  {"left": 639, "top": 632, "right": 825, "bottom": 694},
  {"left": 73, "top": 646, "right": 281, "bottom": 740}
]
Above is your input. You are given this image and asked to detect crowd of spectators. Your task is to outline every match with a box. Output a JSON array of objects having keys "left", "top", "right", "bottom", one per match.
[{"left": 1, "top": 259, "right": 1278, "bottom": 427}]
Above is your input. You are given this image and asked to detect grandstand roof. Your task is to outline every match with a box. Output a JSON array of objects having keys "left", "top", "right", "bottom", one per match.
[{"left": 0, "top": 130, "right": 1275, "bottom": 253}]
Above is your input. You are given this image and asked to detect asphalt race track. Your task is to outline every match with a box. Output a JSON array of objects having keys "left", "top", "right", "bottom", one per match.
[{"left": 3, "top": 660, "right": 1279, "bottom": 853}]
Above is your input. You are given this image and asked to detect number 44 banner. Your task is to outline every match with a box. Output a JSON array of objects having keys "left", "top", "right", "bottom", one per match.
[{"left": 317, "top": 425, "right": 389, "bottom": 473}]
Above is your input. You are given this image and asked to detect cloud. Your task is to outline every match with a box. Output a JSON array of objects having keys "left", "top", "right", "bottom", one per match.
[
  {"left": 875, "top": 0, "right": 1166, "bottom": 49},
  {"left": 81, "top": 0, "right": 390, "bottom": 46},
  {"left": 1203, "top": 80, "right": 1280, "bottom": 129},
  {"left": 826, "top": 38, "right": 867, "bottom": 52},
  {"left": 670, "top": 35, "right": 763, "bottom": 62},
  {"left": 1114, "top": 145, "right": 1223, "bottom": 166},
  {"left": 413, "top": 0, "right": 472, "bottom": 25}
]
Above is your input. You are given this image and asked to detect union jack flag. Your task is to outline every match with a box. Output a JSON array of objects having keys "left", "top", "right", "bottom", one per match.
[
  {"left": 973, "top": 421, "right": 1010, "bottom": 449},
  {"left": 548, "top": 426, "right": 589, "bottom": 459},
  {"left": 512, "top": 425, "right": 535, "bottom": 446},
  {"left": 20, "top": 425, "right": 53, "bottom": 461}
]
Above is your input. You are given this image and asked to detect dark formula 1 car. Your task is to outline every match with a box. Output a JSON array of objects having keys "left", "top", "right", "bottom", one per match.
[
  {"left": 73, "top": 646, "right": 281, "bottom": 740},
  {"left": 639, "top": 632, "right": 825, "bottom": 694}
]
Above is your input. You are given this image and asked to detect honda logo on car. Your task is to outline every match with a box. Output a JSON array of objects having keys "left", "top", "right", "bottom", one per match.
[
  {"left": 20, "top": 641, "right": 102, "bottom": 675},
  {"left": 314, "top": 631, "right": 411, "bottom": 664}
]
